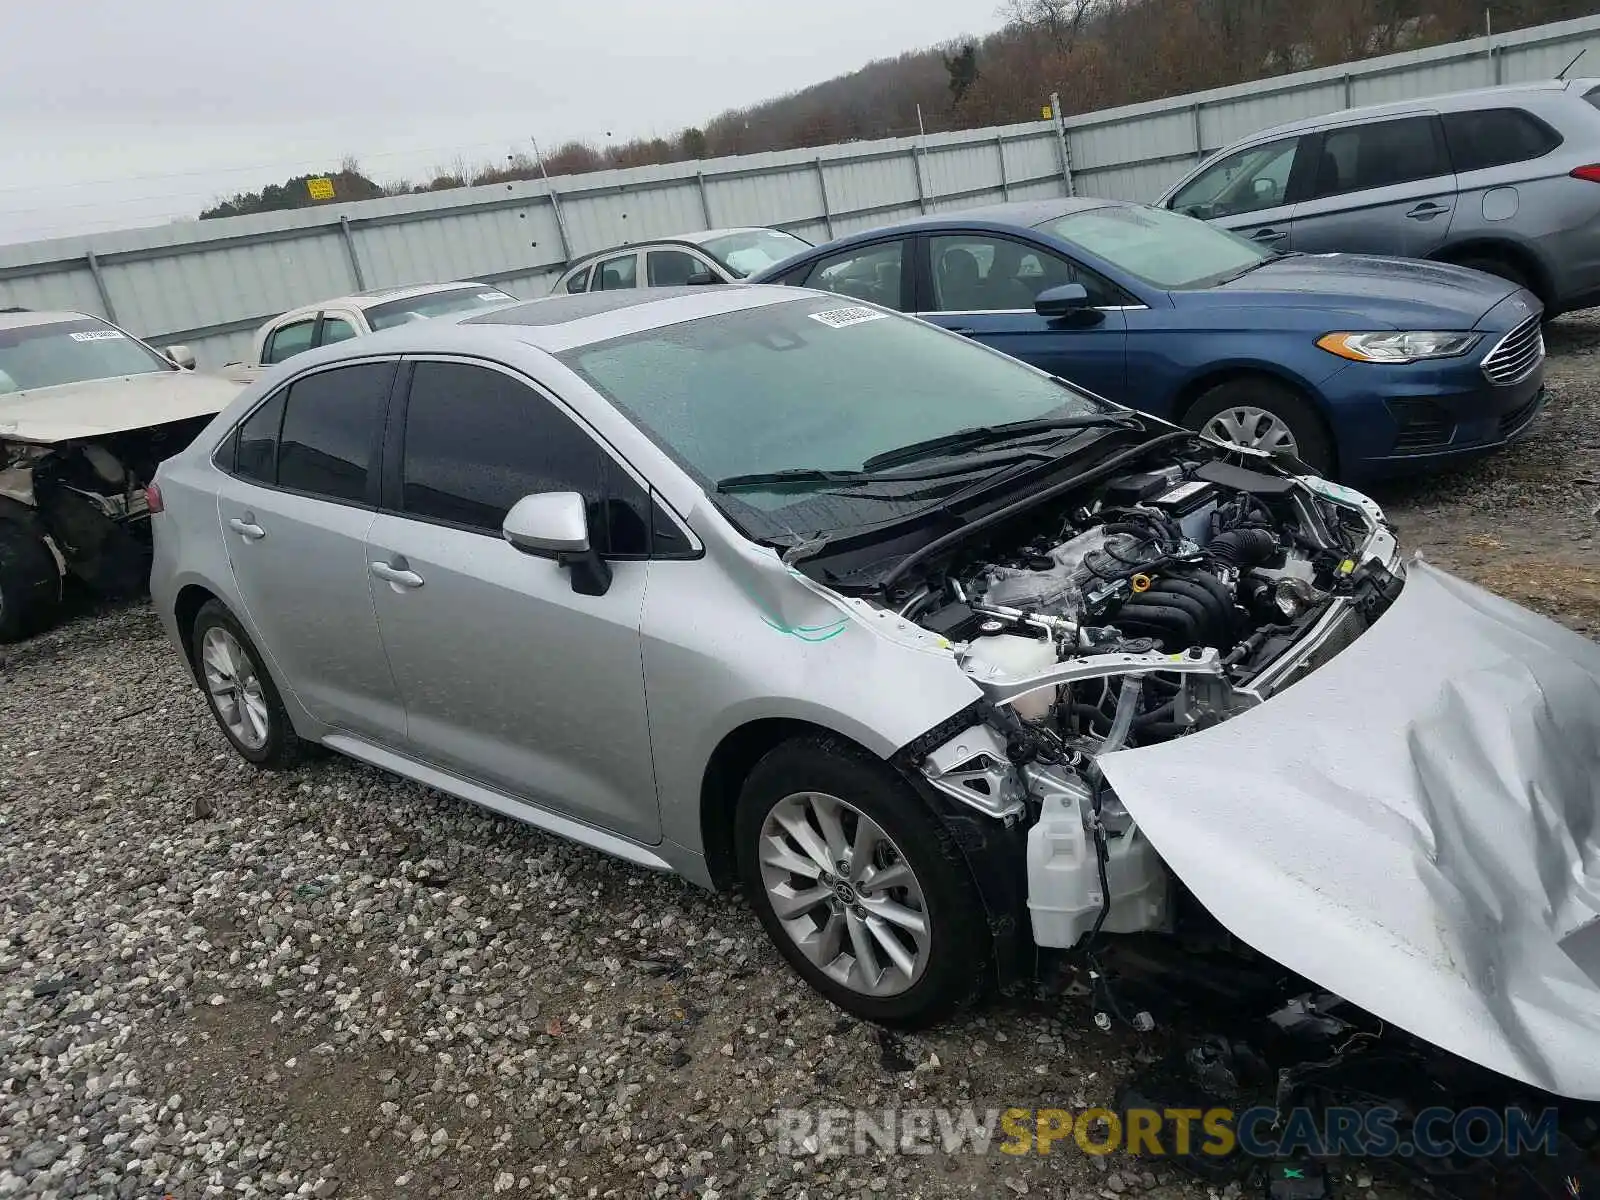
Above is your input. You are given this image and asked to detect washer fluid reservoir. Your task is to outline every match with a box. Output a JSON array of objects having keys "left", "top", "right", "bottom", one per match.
[{"left": 964, "top": 633, "right": 1058, "bottom": 720}]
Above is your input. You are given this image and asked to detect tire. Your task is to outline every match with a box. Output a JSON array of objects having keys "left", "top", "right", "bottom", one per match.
[
  {"left": 1183, "top": 378, "right": 1335, "bottom": 477},
  {"left": 190, "top": 600, "right": 304, "bottom": 769},
  {"left": 735, "top": 736, "right": 990, "bottom": 1028},
  {"left": 0, "top": 518, "right": 63, "bottom": 643}
]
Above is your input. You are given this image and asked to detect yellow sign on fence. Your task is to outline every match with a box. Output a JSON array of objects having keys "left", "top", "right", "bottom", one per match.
[
  {"left": 1041, "top": 105, "right": 1053, "bottom": 120},
  {"left": 306, "top": 177, "right": 335, "bottom": 201}
]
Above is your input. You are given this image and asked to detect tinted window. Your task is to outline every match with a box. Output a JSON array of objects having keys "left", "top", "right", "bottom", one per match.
[
  {"left": 1169, "top": 137, "right": 1302, "bottom": 218},
  {"left": 263, "top": 320, "right": 315, "bottom": 365},
  {"left": 275, "top": 362, "right": 392, "bottom": 503},
  {"left": 928, "top": 234, "right": 1123, "bottom": 310},
  {"left": 318, "top": 317, "right": 358, "bottom": 346},
  {"left": 1310, "top": 117, "right": 1449, "bottom": 198},
  {"left": 595, "top": 255, "right": 638, "bottom": 291},
  {"left": 802, "top": 241, "right": 905, "bottom": 309},
  {"left": 235, "top": 391, "right": 285, "bottom": 485},
  {"left": 1443, "top": 107, "right": 1561, "bottom": 172},
  {"left": 648, "top": 249, "right": 706, "bottom": 287},
  {"left": 565, "top": 266, "right": 592, "bottom": 294},
  {"left": 399, "top": 361, "right": 649, "bottom": 555}
]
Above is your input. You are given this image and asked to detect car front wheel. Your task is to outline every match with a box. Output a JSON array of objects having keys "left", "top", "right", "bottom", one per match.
[
  {"left": 735, "top": 737, "right": 990, "bottom": 1027},
  {"left": 1184, "top": 378, "right": 1335, "bottom": 476}
]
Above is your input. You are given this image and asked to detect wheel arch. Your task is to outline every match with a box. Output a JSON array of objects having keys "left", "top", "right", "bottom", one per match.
[
  {"left": 1173, "top": 365, "right": 1340, "bottom": 475},
  {"left": 699, "top": 717, "right": 874, "bottom": 891},
  {"left": 1430, "top": 237, "right": 1554, "bottom": 310},
  {"left": 173, "top": 582, "right": 221, "bottom": 682}
]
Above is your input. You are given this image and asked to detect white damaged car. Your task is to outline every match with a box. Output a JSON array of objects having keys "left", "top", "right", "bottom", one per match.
[
  {"left": 146, "top": 286, "right": 1600, "bottom": 1101},
  {"left": 0, "top": 309, "right": 240, "bottom": 640}
]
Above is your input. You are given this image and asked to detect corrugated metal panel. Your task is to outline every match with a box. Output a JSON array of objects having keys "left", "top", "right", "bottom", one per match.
[{"left": 2, "top": 12, "right": 1597, "bottom": 369}]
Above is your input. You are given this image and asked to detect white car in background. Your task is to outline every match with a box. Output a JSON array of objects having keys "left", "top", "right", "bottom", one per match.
[
  {"left": 222, "top": 281, "right": 520, "bottom": 386},
  {"left": 0, "top": 308, "right": 241, "bottom": 640},
  {"left": 549, "top": 227, "right": 811, "bottom": 295}
]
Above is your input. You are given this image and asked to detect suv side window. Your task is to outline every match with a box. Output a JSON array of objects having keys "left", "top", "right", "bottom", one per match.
[
  {"left": 1169, "top": 137, "right": 1302, "bottom": 218},
  {"left": 398, "top": 361, "right": 653, "bottom": 556},
  {"left": 1442, "top": 107, "right": 1562, "bottom": 172},
  {"left": 262, "top": 319, "right": 316, "bottom": 365},
  {"left": 1309, "top": 116, "right": 1450, "bottom": 198},
  {"left": 273, "top": 362, "right": 393, "bottom": 504},
  {"left": 802, "top": 241, "right": 907, "bottom": 310}
]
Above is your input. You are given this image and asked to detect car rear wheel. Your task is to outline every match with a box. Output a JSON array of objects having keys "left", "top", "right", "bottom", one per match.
[
  {"left": 1184, "top": 379, "right": 1335, "bottom": 476},
  {"left": 0, "top": 517, "right": 63, "bottom": 643},
  {"left": 191, "top": 600, "right": 304, "bottom": 769},
  {"left": 735, "top": 736, "right": 990, "bottom": 1027}
]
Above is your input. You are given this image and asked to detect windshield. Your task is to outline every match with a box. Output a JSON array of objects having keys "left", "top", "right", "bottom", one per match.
[
  {"left": 0, "top": 318, "right": 172, "bottom": 393},
  {"left": 697, "top": 229, "right": 811, "bottom": 278},
  {"left": 559, "top": 295, "right": 1108, "bottom": 540},
  {"left": 364, "top": 286, "right": 518, "bottom": 331},
  {"left": 1036, "top": 205, "right": 1270, "bottom": 290}
]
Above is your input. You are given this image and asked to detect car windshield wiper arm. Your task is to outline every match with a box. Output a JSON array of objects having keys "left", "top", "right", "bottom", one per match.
[
  {"left": 860, "top": 414, "right": 1142, "bottom": 472},
  {"left": 714, "top": 448, "right": 1070, "bottom": 493}
]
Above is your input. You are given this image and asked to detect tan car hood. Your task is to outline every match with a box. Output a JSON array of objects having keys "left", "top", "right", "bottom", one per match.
[{"left": 0, "top": 370, "right": 242, "bottom": 445}]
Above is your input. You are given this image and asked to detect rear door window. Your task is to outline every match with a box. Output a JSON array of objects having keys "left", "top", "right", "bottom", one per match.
[
  {"left": 317, "top": 317, "right": 359, "bottom": 347},
  {"left": 234, "top": 391, "right": 286, "bottom": 485},
  {"left": 1442, "top": 107, "right": 1562, "bottom": 171},
  {"left": 272, "top": 362, "right": 394, "bottom": 504},
  {"left": 565, "top": 265, "right": 592, "bottom": 294},
  {"left": 1308, "top": 116, "right": 1451, "bottom": 198}
]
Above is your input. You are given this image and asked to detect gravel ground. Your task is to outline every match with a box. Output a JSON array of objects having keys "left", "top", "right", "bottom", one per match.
[{"left": 2, "top": 317, "right": 1597, "bottom": 1200}]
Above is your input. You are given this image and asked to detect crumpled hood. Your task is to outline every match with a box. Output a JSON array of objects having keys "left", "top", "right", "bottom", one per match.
[
  {"left": 1100, "top": 560, "right": 1600, "bottom": 1099},
  {"left": 0, "top": 370, "right": 242, "bottom": 445}
]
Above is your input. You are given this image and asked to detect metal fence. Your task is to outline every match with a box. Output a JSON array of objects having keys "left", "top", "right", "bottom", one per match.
[{"left": 5, "top": 12, "right": 1600, "bottom": 370}]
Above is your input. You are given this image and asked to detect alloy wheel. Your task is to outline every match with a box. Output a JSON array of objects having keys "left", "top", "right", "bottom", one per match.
[
  {"left": 200, "top": 626, "right": 270, "bottom": 751},
  {"left": 756, "top": 791, "right": 931, "bottom": 997}
]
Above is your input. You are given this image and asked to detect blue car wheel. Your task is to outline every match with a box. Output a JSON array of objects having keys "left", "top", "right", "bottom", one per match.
[{"left": 1184, "top": 379, "right": 1335, "bottom": 475}]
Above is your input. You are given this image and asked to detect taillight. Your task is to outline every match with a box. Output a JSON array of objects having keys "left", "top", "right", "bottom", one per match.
[
  {"left": 1570, "top": 164, "right": 1600, "bottom": 183},
  {"left": 144, "top": 482, "right": 164, "bottom": 514}
]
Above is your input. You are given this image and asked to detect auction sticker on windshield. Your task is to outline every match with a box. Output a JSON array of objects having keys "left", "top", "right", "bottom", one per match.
[
  {"left": 68, "top": 330, "right": 126, "bottom": 342},
  {"left": 809, "top": 307, "right": 887, "bottom": 329}
]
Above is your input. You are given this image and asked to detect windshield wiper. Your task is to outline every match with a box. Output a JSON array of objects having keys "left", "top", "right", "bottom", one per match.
[
  {"left": 861, "top": 414, "right": 1142, "bottom": 472},
  {"left": 1214, "top": 251, "right": 1294, "bottom": 286},
  {"left": 715, "top": 452, "right": 1051, "bottom": 493}
]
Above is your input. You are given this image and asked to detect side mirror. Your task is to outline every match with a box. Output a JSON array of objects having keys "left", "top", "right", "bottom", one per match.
[
  {"left": 502, "top": 491, "right": 612, "bottom": 596},
  {"left": 685, "top": 270, "right": 721, "bottom": 286},
  {"left": 165, "top": 344, "right": 196, "bottom": 370},
  {"left": 1034, "top": 283, "right": 1092, "bottom": 317}
]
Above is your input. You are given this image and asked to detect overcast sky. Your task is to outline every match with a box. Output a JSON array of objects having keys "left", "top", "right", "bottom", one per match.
[{"left": 1, "top": 0, "right": 999, "bottom": 247}]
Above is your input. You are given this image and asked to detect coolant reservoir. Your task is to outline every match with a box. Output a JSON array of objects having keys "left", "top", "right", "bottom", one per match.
[{"left": 963, "top": 633, "right": 1057, "bottom": 720}]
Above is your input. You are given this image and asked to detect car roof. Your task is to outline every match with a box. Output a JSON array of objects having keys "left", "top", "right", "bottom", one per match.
[
  {"left": 1242, "top": 78, "right": 1589, "bottom": 142},
  {"left": 267, "top": 280, "right": 503, "bottom": 325},
  {"left": 558, "top": 227, "right": 798, "bottom": 275},
  {"left": 0, "top": 309, "right": 103, "bottom": 331}
]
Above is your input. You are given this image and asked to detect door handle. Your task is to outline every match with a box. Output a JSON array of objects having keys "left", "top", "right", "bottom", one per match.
[
  {"left": 370, "top": 561, "right": 425, "bottom": 589},
  {"left": 1250, "top": 228, "right": 1287, "bottom": 243},
  {"left": 1406, "top": 202, "right": 1450, "bottom": 219},
  {"left": 227, "top": 517, "right": 266, "bottom": 541}
]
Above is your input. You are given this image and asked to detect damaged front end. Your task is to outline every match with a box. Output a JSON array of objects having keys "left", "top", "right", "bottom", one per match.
[
  {"left": 1, "top": 419, "right": 207, "bottom": 596},
  {"left": 849, "top": 444, "right": 1600, "bottom": 1101}
]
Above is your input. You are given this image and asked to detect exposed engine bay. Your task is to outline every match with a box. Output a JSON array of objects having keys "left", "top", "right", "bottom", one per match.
[
  {"left": 0, "top": 418, "right": 211, "bottom": 596},
  {"left": 894, "top": 451, "right": 1406, "bottom": 952}
]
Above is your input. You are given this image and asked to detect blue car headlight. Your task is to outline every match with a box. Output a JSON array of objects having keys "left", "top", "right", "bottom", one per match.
[{"left": 1317, "top": 331, "right": 1482, "bottom": 363}]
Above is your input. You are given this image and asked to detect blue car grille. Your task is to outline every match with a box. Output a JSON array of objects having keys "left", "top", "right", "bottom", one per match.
[
  {"left": 1388, "top": 399, "right": 1456, "bottom": 453},
  {"left": 1481, "top": 316, "right": 1544, "bottom": 386}
]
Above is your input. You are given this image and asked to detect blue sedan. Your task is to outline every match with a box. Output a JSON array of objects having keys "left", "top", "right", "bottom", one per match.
[{"left": 747, "top": 199, "right": 1548, "bottom": 480}]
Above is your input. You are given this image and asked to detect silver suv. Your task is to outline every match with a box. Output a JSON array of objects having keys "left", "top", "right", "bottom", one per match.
[
  {"left": 1158, "top": 79, "right": 1600, "bottom": 316},
  {"left": 146, "top": 288, "right": 1600, "bottom": 1096}
]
